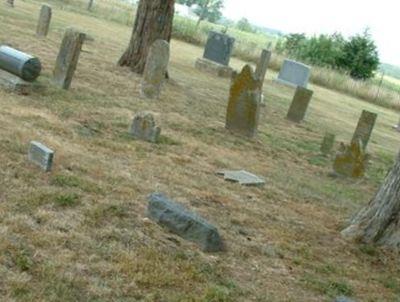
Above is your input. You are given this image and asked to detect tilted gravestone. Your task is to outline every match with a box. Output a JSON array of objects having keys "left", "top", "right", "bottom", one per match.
[
  {"left": 255, "top": 49, "right": 271, "bottom": 88},
  {"left": 351, "top": 110, "right": 377, "bottom": 150},
  {"left": 203, "top": 31, "right": 235, "bottom": 66},
  {"left": 147, "top": 193, "right": 224, "bottom": 252},
  {"left": 28, "top": 141, "right": 54, "bottom": 172},
  {"left": 277, "top": 59, "right": 311, "bottom": 88},
  {"left": 141, "top": 39, "right": 170, "bottom": 99},
  {"left": 225, "top": 65, "right": 261, "bottom": 137},
  {"left": 320, "top": 133, "right": 336, "bottom": 155},
  {"left": 129, "top": 111, "right": 161, "bottom": 143},
  {"left": 286, "top": 86, "right": 314, "bottom": 123},
  {"left": 36, "top": 4, "right": 52, "bottom": 37},
  {"left": 53, "top": 28, "right": 85, "bottom": 90},
  {"left": 333, "top": 140, "right": 369, "bottom": 178}
]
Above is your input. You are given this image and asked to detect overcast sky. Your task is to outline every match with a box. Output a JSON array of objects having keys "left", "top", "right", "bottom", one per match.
[{"left": 223, "top": 0, "right": 399, "bottom": 66}]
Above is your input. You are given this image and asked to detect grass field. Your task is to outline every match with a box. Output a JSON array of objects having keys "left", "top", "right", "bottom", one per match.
[{"left": 1, "top": 1, "right": 400, "bottom": 301}]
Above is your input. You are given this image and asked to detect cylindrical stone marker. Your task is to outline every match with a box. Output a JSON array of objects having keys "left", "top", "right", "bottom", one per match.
[
  {"left": 320, "top": 133, "right": 336, "bottom": 155},
  {"left": 36, "top": 4, "right": 52, "bottom": 37},
  {"left": 141, "top": 39, "right": 170, "bottom": 99},
  {"left": 0, "top": 46, "right": 41, "bottom": 81},
  {"left": 351, "top": 110, "right": 377, "bottom": 151},
  {"left": 286, "top": 86, "right": 314, "bottom": 123},
  {"left": 53, "top": 28, "right": 86, "bottom": 90}
]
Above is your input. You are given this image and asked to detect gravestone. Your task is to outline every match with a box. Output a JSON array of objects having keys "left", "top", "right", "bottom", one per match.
[
  {"left": 7, "top": 0, "right": 14, "bottom": 7},
  {"left": 217, "top": 170, "right": 265, "bottom": 186},
  {"left": 203, "top": 31, "right": 235, "bottom": 66},
  {"left": 0, "top": 46, "right": 41, "bottom": 81},
  {"left": 333, "top": 140, "right": 368, "bottom": 178},
  {"left": 28, "top": 141, "right": 54, "bottom": 172},
  {"left": 351, "top": 110, "right": 377, "bottom": 150},
  {"left": 277, "top": 59, "right": 311, "bottom": 88},
  {"left": 320, "top": 133, "right": 336, "bottom": 155},
  {"left": 255, "top": 49, "right": 271, "bottom": 88},
  {"left": 53, "top": 28, "right": 85, "bottom": 90},
  {"left": 36, "top": 4, "right": 52, "bottom": 37},
  {"left": 141, "top": 39, "right": 170, "bottom": 99},
  {"left": 225, "top": 65, "right": 261, "bottom": 137},
  {"left": 286, "top": 86, "right": 313, "bottom": 123},
  {"left": 147, "top": 193, "right": 224, "bottom": 252},
  {"left": 194, "top": 58, "right": 233, "bottom": 78},
  {"left": 129, "top": 111, "right": 161, "bottom": 143}
]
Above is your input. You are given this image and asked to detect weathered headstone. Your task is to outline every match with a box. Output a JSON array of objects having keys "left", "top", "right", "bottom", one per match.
[
  {"left": 53, "top": 28, "right": 85, "bottom": 90},
  {"left": 6, "top": 0, "right": 14, "bottom": 7},
  {"left": 147, "top": 193, "right": 224, "bottom": 252},
  {"left": 0, "top": 46, "right": 41, "bottom": 81},
  {"left": 320, "top": 133, "right": 336, "bottom": 155},
  {"left": 36, "top": 4, "right": 52, "bottom": 37},
  {"left": 351, "top": 110, "right": 377, "bottom": 150},
  {"left": 217, "top": 170, "right": 265, "bottom": 186},
  {"left": 255, "top": 49, "right": 271, "bottom": 88},
  {"left": 333, "top": 140, "right": 369, "bottom": 178},
  {"left": 225, "top": 65, "right": 261, "bottom": 137},
  {"left": 28, "top": 141, "right": 54, "bottom": 172},
  {"left": 129, "top": 111, "right": 161, "bottom": 143},
  {"left": 141, "top": 39, "right": 170, "bottom": 99},
  {"left": 286, "top": 86, "right": 313, "bottom": 123},
  {"left": 194, "top": 58, "right": 233, "bottom": 78},
  {"left": 277, "top": 59, "right": 311, "bottom": 88},
  {"left": 203, "top": 31, "right": 235, "bottom": 66}
]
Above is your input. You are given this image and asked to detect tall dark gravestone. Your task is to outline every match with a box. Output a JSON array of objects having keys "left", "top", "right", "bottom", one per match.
[
  {"left": 203, "top": 31, "right": 235, "bottom": 66},
  {"left": 351, "top": 110, "right": 377, "bottom": 151}
]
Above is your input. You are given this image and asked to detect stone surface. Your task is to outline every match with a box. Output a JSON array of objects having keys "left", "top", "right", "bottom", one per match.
[
  {"left": 0, "top": 69, "right": 36, "bottom": 94},
  {"left": 195, "top": 58, "right": 233, "bottom": 78},
  {"left": 0, "top": 46, "right": 42, "bottom": 81},
  {"left": 255, "top": 49, "right": 271, "bottom": 87},
  {"left": 277, "top": 59, "right": 311, "bottom": 88},
  {"left": 286, "top": 86, "right": 314, "bottom": 123},
  {"left": 333, "top": 296, "right": 355, "bottom": 302},
  {"left": 351, "top": 110, "right": 377, "bottom": 150},
  {"left": 320, "top": 133, "right": 336, "bottom": 155},
  {"left": 129, "top": 111, "right": 161, "bottom": 143},
  {"left": 203, "top": 31, "right": 235, "bottom": 66},
  {"left": 225, "top": 65, "right": 262, "bottom": 137},
  {"left": 333, "top": 140, "right": 369, "bottom": 178},
  {"left": 6, "top": 0, "right": 14, "bottom": 7},
  {"left": 217, "top": 170, "right": 265, "bottom": 186},
  {"left": 141, "top": 40, "right": 170, "bottom": 99},
  {"left": 36, "top": 4, "right": 52, "bottom": 37},
  {"left": 28, "top": 141, "right": 54, "bottom": 172},
  {"left": 147, "top": 193, "right": 224, "bottom": 252},
  {"left": 53, "top": 28, "right": 85, "bottom": 90}
]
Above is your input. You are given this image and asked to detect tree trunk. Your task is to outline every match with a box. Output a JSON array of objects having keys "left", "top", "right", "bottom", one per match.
[
  {"left": 342, "top": 152, "right": 400, "bottom": 248},
  {"left": 118, "top": 0, "right": 175, "bottom": 74}
]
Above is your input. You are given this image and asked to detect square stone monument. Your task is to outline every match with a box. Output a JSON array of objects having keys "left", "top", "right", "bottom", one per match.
[{"left": 277, "top": 59, "right": 311, "bottom": 88}]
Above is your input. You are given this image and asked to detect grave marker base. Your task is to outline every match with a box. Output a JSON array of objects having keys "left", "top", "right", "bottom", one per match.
[{"left": 195, "top": 58, "right": 233, "bottom": 78}]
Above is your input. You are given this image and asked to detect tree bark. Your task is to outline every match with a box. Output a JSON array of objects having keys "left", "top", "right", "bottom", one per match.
[
  {"left": 342, "top": 152, "right": 400, "bottom": 248},
  {"left": 118, "top": 0, "right": 175, "bottom": 74}
]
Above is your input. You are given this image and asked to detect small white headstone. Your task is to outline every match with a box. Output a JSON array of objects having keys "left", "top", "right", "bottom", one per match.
[{"left": 28, "top": 141, "right": 54, "bottom": 171}]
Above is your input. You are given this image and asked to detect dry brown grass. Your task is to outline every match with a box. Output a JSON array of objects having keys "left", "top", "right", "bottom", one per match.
[{"left": 1, "top": 1, "right": 400, "bottom": 301}]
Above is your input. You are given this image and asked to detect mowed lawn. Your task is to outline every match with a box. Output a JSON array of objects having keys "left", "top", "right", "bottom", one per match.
[{"left": 1, "top": 1, "right": 400, "bottom": 301}]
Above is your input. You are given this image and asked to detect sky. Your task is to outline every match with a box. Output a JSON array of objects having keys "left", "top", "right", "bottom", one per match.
[{"left": 223, "top": 0, "right": 400, "bottom": 66}]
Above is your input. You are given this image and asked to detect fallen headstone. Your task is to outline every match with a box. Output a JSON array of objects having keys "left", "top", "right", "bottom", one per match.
[
  {"left": 225, "top": 65, "right": 262, "bottom": 137},
  {"left": 195, "top": 58, "right": 233, "bottom": 78},
  {"left": 203, "top": 31, "right": 235, "bottom": 66},
  {"left": 147, "top": 193, "right": 224, "bottom": 252},
  {"left": 129, "top": 111, "right": 161, "bottom": 143},
  {"left": 333, "top": 140, "right": 368, "bottom": 178},
  {"left": 217, "top": 170, "right": 265, "bottom": 186},
  {"left": 277, "top": 59, "right": 311, "bottom": 88},
  {"left": 286, "top": 86, "right": 314, "bottom": 123},
  {"left": 141, "top": 39, "right": 170, "bottom": 99},
  {"left": 351, "top": 110, "right": 377, "bottom": 150},
  {"left": 53, "top": 28, "right": 86, "bottom": 90},
  {"left": 36, "top": 4, "right": 52, "bottom": 37},
  {"left": 255, "top": 49, "right": 271, "bottom": 88},
  {"left": 0, "top": 46, "right": 41, "bottom": 81},
  {"left": 320, "top": 133, "right": 336, "bottom": 155},
  {"left": 28, "top": 141, "right": 54, "bottom": 172}
]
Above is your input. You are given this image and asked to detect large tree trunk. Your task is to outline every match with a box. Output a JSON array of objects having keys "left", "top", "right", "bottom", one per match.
[
  {"left": 118, "top": 0, "right": 175, "bottom": 74},
  {"left": 342, "top": 152, "right": 400, "bottom": 248}
]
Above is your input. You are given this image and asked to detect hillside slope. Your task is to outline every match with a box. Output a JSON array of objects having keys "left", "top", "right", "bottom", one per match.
[{"left": 1, "top": 1, "right": 400, "bottom": 301}]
